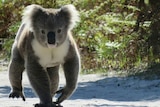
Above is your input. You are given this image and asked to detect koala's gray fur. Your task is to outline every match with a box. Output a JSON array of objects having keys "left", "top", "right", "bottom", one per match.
[{"left": 8, "top": 4, "right": 80, "bottom": 107}]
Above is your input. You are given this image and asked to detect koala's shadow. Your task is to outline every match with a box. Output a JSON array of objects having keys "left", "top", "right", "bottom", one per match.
[
  {"left": 0, "top": 86, "right": 37, "bottom": 98},
  {"left": 0, "top": 86, "right": 11, "bottom": 98}
]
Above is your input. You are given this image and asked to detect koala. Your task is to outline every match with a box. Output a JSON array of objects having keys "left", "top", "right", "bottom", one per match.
[{"left": 8, "top": 4, "right": 80, "bottom": 107}]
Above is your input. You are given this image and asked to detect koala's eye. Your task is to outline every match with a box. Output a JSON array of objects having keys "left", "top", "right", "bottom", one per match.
[
  {"left": 41, "top": 30, "right": 45, "bottom": 34},
  {"left": 57, "top": 29, "right": 62, "bottom": 33}
]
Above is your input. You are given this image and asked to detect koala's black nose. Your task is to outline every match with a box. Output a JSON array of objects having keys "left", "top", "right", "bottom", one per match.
[{"left": 47, "top": 31, "right": 56, "bottom": 44}]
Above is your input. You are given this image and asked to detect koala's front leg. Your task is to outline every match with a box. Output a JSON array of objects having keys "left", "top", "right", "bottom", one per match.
[
  {"left": 26, "top": 57, "right": 53, "bottom": 106},
  {"left": 56, "top": 56, "right": 80, "bottom": 103},
  {"left": 9, "top": 47, "right": 25, "bottom": 101},
  {"left": 47, "top": 66, "right": 59, "bottom": 97}
]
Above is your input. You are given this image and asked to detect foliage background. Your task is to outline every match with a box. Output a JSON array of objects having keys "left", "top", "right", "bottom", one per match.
[{"left": 0, "top": 0, "right": 160, "bottom": 75}]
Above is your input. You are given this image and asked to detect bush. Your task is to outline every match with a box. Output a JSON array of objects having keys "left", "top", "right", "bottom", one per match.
[{"left": 0, "top": 0, "right": 158, "bottom": 74}]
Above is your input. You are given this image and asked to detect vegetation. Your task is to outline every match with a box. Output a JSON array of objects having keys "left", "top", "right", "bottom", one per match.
[{"left": 0, "top": 0, "right": 160, "bottom": 75}]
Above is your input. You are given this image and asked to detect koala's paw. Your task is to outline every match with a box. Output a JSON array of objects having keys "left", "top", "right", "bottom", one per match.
[
  {"left": 34, "top": 104, "right": 52, "bottom": 107},
  {"left": 34, "top": 103, "right": 62, "bottom": 107},
  {"left": 56, "top": 87, "right": 74, "bottom": 104},
  {"left": 9, "top": 91, "right": 25, "bottom": 101},
  {"left": 53, "top": 102, "right": 63, "bottom": 107}
]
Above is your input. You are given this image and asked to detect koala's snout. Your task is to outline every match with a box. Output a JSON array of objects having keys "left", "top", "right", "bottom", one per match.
[{"left": 47, "top": 31, "right": 56, "bottom": 44}]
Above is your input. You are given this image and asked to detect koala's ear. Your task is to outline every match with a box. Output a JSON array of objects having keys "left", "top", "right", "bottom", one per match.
[
  {"left": 22, "top": 4, "right": 43, "bottom": 31},
  {"left": 60, "top": 4, "right": 80, "bottom": 30}
]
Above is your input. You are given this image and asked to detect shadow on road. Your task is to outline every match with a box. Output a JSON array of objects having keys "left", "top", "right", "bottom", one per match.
[
  {"left": 71, "top": 76, "right": 160, "bottom": 101},
  {"left": 0, "top": 76, "right": 160, "bottom": 102}
]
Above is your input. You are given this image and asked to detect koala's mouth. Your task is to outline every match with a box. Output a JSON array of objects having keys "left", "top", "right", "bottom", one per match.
[{"left": 47, "top": 43, "right": 57, "bottom": 48}]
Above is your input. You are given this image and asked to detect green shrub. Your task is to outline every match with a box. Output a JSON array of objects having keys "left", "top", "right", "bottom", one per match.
[{"left": 0, "top": 0, "right": 157, "bottom": 73}]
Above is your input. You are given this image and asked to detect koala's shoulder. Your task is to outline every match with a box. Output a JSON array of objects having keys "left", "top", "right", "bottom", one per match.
[
  {"left": 65, "top": 34, "right": 80, "bottom": 60},
  {"left": 15, "top": 24, "right": 34, "bottom": 57}
]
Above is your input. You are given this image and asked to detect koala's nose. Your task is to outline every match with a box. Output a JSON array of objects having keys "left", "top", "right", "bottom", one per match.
[{"left": 47, "top": 31, "right": 56, "bottom": 44}]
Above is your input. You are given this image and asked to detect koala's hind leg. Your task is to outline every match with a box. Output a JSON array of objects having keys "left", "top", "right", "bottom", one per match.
[
  {"left": 47, "top": 66, "right": 59, "bottom": 97},
  {"left": 9, "top": 46, "right": 25, "bottom": 101}
]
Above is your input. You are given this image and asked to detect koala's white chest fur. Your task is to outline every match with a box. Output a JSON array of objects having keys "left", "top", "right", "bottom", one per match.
[{"left": 31, "top": 39, "right": 69, "bottom": 68}]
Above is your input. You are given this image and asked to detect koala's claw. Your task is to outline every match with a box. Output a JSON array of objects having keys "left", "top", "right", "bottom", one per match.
[
  {"left": 56, "top": 88, "right": 63, "bottom": 94},
  {"left": 9, "top": 91, "right": 25, "bottom": 101},
  {"left": 56, "top": 88, "right": 68, "bottom": 104}
]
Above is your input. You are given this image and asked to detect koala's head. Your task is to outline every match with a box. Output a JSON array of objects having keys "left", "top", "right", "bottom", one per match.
[{"left": 22, "top": 4, "right": 80, "bottom": 48}]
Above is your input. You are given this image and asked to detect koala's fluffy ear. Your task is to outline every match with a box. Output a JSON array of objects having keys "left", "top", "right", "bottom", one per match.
[
  {"left": 60, "top": 4, "right": 80, "bottom": 30},
  {"left": 22, "top": 4, "right": 43, "bottom": 31}
]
